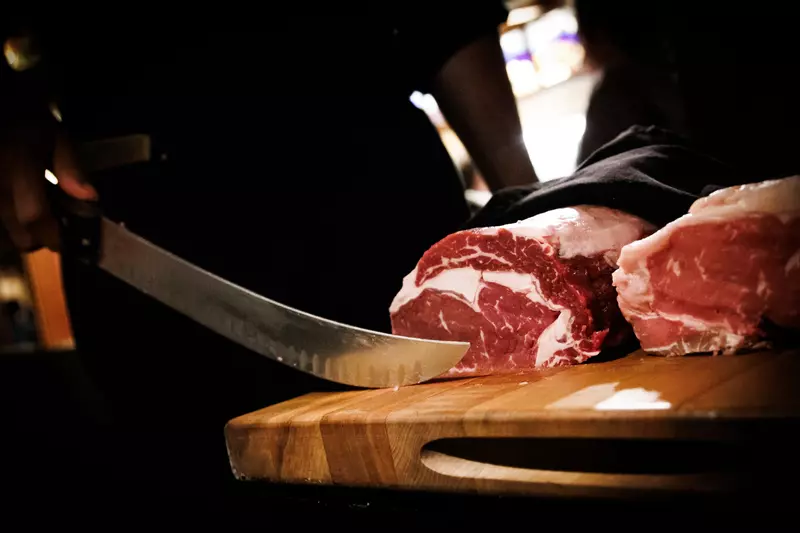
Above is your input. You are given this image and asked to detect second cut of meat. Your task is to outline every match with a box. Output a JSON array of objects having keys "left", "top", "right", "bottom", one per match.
[
  {"left": 613, "top": 176, "right": 800, "bottom": 356},
  {"left": 390, "top": 206, "right": 654, "bottom": 377}
]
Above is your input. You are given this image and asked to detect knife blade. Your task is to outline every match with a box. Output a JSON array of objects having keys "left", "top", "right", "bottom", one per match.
[{"left": 54, "top": 192, "right": 468, "bottom": 389}]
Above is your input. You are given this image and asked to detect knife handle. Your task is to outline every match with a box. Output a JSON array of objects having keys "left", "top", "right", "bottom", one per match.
[{"left": 49, "top": 185, "right": 102, "bottom": 265}]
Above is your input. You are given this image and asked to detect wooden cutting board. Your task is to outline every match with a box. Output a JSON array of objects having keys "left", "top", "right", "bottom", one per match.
[{"left": 225, "top": 348, "right": 800, "bottom": 499}]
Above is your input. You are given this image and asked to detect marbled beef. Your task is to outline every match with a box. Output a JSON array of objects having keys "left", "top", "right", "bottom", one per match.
[{"left": 390, "top": 206, "right": 654, "bottom": 376}]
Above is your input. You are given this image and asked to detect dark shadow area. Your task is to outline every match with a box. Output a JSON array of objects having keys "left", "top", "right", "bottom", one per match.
[
  {"left": 424, "top": 436, "right": 742, "bottom": 475},
  {"left": 1, "top": 349, "right": 798, "bottom": 525},
  {"left": 584, "top": 336, "right": 640, "bottom": 363}
]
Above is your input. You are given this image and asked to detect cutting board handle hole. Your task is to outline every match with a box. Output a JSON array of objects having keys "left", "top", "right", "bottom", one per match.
[{"left": 422, "top": 437, "right": 742, "bottom": 476}]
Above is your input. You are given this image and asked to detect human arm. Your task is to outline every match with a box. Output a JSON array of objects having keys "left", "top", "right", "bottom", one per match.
[
  {"left": 392, "top": 2, "right": 538, "bottom": 191},
  {"left": 431, "top": 32, "right": 538, "bottom": 191},
  {"left": 0, "top": 29, "right": 97, "bottom": 254}
]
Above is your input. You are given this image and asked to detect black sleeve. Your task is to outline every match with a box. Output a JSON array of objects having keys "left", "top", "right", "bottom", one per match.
[
  {"left": 391, "top": 1, "right": 508, "bottom": 93},
  {"left": 465, "top": 126, "right": 750, "bottom": 230}
]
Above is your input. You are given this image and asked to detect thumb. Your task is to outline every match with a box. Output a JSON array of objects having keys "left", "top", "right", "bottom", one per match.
[{"left": 52, "top": 132, "right": 98, "bottom": 201}]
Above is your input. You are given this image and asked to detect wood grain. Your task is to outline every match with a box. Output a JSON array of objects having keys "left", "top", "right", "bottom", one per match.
[
  {"left": 225, "top": 349, "right": 800, "bottom": 498},
  {"left": 22, "top": 249, "right": 74, "bottom": 350}
]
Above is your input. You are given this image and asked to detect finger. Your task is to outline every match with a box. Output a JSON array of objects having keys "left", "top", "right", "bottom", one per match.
[
  {"left": 0, "top": 175, "right": 60, "bottom": 252},
  {"left": 9, "top": 151, "right": 48, "bottom": 226},
  {"left": 0, "top": 147, "right": 45, "bottom": 251},
  {"left": 0, "top": 118, "right": 57, "bottom": 252},
  {"left": 53, "top": 132, "right": 98, "bottom": 200}
]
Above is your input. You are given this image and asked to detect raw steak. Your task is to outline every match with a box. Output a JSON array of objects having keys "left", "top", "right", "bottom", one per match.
[
  {"left": 613, "top": 176, "right": 800, "bottom": 356},
  {"left": 390, "top": 206, "right": 654, "bottom": 376}
]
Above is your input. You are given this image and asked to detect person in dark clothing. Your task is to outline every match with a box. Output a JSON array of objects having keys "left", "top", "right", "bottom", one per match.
[
  {"left": 0, "top": 5, "right": 537, "bottom": 505},
  {"left": 575, "top": 0, "right": 800, "bottom": 181}
]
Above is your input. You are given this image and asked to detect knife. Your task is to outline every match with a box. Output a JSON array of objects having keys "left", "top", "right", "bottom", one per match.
[{"left": 49, "top": 172, "right": 468, "bottom": 390}]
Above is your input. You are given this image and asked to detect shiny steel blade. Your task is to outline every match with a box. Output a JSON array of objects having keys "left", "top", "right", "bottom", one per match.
[{"left": 97, "top": 218, "right": 468, "bottom": 388}]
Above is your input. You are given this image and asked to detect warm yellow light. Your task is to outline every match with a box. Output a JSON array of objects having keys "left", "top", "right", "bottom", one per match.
[
  {"left": 3, "top": 36, "right": 39, "bottom": 72},
  {"left": 49, "top": 103, "right": 63, "bottom": 123},
  {"left": 3, "top": 42, "right": 19, "bottom": 69}
]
